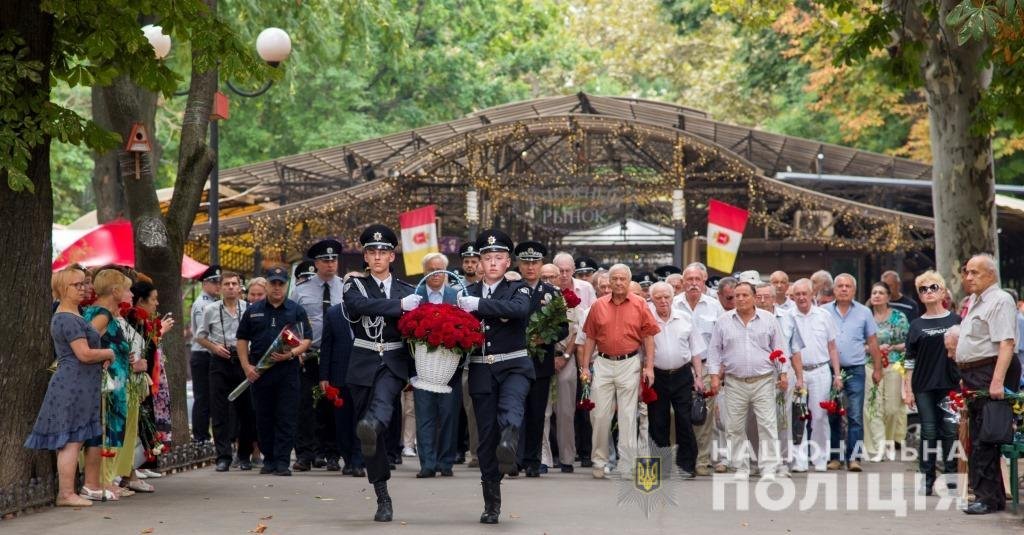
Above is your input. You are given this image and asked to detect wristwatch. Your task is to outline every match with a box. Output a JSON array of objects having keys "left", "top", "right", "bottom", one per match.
[{"left": 560, "top": 352, "right": 571, "bottom": 360}]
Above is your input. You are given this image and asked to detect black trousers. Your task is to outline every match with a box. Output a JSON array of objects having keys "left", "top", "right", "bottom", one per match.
[
  {"left": 190, "top": 350, "right": 212, "bottom": 441},
  {"left": 471, "top": 371, "right": 531, "bottom": 482},
  {"left": 458, "top": 399, "right": 470, "bottom": 456},
  {"left": 575, "top": 374, "right": 592, "bottom": 461},
  {"left": 349, "top": 367, "right": 403, "bottom": 484},
  {"left": 962, "top": 358, "right": 1021, "bottom": 509},
  {"left": 251, "top": 361, "right": 300, "bottom": 471},
  {"left": 522, "top": 375, "right": 552, "bottom": 469},
  {"left": 647, "top": 364, "right": 697, "bottom": 472},
  {"left": 387, "top": 392, "right": 403, "bottom": 460},
  {"left": 209, "top": 355, "right": 256, "bottom": 463},
  {"left": 294, "top": 359, "right": 339, "bottom": 463}
]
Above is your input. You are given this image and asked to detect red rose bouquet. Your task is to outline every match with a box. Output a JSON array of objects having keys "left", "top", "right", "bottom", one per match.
[
  {"left": 577, "top": 382, "right": 596, "bottom": 411},
  {"left": 397, "top": 303, "right": 484, "bottom": 355},
  {"left": 640, "top": 377, "right": 658, "bottom": 404},
  {"left": 526, "top": 287, "right": 580, "bottom": 362},
  {"left": 313, "top": 384, "right": 345, "bottom": 409},
  {"left": 768, "top": 349, "right": 788, "bottom": 423}
]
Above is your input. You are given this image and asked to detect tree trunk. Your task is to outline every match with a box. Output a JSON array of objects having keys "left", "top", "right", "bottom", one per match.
[
  {"left": 0, "top": 2, "right": 56, "bottom": 496},
  {"left": 923, "top": 0, "right": 997, "bottom": 298},
  {"left": 130, "top": 2, "right": 218, "bottom": 444},
  {"left": 90, "top": 85, "right": 127, "bottom": 223}
]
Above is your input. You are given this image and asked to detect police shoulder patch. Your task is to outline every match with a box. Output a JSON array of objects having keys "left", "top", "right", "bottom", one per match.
[{"left": 519, "top": 287, "right": 530, "bottom": 295}]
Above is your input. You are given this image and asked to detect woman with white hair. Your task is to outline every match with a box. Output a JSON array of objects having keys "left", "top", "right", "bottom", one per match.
[{"left": 903, "top": 270, "right": 961, "bottom": 496}]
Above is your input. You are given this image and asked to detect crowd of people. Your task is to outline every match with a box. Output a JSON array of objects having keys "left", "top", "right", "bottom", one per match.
[{"left": 27, "top": 228, "right": 1024, "bottom": 521}]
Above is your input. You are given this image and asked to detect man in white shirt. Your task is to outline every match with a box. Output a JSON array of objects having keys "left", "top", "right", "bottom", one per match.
[
  {"left": 648, "top": 282, "right": 705, "bottom": 477},
  {"left": 550, "top": 253, "right": 594, "bottom": 472},
  {"left": 673, "top": 263, "right": 726, "bottom": 475},
  {"left": 770, "top": 271, "right": 795, "bottom": 313},
  {"left": 755, "top": 282, "right": 804, "bottom": 476},
  {"left": 786, "top": 279, "right": 842, "bottom": 472}
]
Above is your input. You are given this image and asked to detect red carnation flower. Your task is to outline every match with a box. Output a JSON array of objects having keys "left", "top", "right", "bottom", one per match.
[
  {"left": 332, "top": 397, "right": 344, "bottom": 409},
  {"left": 769, "top": 349, "right": 783, "bottom": 361},
  {"left": 640, "top": 379, "right": 658, "bottom": 404}
]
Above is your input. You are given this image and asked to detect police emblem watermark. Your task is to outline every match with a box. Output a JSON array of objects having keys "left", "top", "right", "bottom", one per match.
[{"left": 617, "top": 440, "right": 681, "bottom": 518}]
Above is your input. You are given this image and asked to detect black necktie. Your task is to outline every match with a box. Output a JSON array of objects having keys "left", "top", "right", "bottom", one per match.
[
  {"left": 379, "top": 281, "right": 386, "bottom": 298},
  {"left": 486, "top": 287, "right": 493, "bottom": 299},
  {"left": 322, "top": 282, "right": 330, "bottom": 316}
]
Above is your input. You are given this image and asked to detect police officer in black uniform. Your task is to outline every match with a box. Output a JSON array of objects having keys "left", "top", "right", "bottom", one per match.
[
  {"left": 290, "top": 240, "right": 345, "bottom": 472},
  {"left": 515, "top": 241, "right": 567, "bottom": 478},
  {"left": 345, "top": 224, "right": 421, "bottom": 522},
  {"left": 458, "top": 229, "right": 532, "bottom": 524},
  {"left": 236, "top": 266, "right": 313, "bottom": 476},
  {"left": 294, "top": 259, "right": 317, "bottom": 283}
]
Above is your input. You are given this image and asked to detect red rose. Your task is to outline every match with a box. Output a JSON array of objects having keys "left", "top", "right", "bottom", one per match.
[
  {"left": 133, "top": 306, "right": 149, "bottom": 320},
  {"left": 332, "top": 397, "right": 344, "bottom": 409},
  {"left": 640, "top": 379, "right": 658, "bottom": 404},
  {"left": 561, "top": 288, "right": 582, "bottom": 308},
  {"left": 839, "top": 408, "right": 847, "bottom": 416},
  {"left": 117, "top": 302, "right": 132, "bottom": 316}
]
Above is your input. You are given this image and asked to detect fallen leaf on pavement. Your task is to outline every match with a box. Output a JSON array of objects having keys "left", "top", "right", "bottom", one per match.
[
  {"left": 260, "top": 515, "right": 273, "bottom": 520},
  {"left": 141, "top": 529, "right": 154, "bottom": 534},
  {"left": 249, "top": 523, "right": 267, "bottom": 534}
]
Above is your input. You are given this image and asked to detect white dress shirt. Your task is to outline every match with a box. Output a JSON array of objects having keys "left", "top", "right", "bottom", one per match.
[
  {"left": 650, "top": 306, "right": 707, "bottom": 370},
  {"left": 788, "top": 306, "right": 837, "bottom": 366},
  {"left": 573, "top": 279, "right": 597, "bottom": 309},
  {"left": 672, "top": 292, "right": 724, "bottom": 353}
]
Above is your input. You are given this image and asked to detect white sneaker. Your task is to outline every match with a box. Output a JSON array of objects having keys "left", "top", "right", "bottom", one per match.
[
  {"left": 134, "top": 469, "right": 148, "bottom": 479},
  {"left": 402, "top": 447, "right": 416, "bottom": 457},
  {"left": 140, "top": 469, "right": 163, "bottom": 478}
]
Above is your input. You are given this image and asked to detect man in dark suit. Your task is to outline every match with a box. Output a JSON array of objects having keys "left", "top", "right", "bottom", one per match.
[
  {"left": 410, "top": 252, "right": 463, "bottom": 478},
  {"left": 319, "top": 302, "right": 365, "bottom": 477},
  {"left": 344, "top": 224, "right": 421, "bottom": 522},
  {"left": 514, "top": 241, "right": 568, "bottom": 478},
  {"left": 458, "top": 229, "right": 533, "bottom": 524}
]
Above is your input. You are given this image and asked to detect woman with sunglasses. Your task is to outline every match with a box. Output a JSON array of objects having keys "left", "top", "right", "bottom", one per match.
[
  {"left": 904, "top": 271, "right": 961, "bottom": 496},
  {"left": 864, "top": 282, "right": 910, "bottom": 462}
]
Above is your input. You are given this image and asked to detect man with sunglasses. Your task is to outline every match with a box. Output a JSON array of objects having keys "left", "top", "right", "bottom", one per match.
[{"left": 291, "top": 239, "right": 345, "bottom": 473}]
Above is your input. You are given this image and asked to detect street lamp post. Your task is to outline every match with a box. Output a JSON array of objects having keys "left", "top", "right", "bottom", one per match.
[{"left": 144, "top": 25, "right": 291, "bottom": 266}]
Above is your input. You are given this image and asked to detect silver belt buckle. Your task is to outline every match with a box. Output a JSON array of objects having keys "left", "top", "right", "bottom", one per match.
[
  {"left": 487, "top": 355, "right": 495, "bottom": 364},
  {"left": 376, "top": 342, "right": 384, "bottom": 355}
]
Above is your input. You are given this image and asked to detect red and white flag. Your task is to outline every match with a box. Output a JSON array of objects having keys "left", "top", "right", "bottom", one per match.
[
  {"left": 706, "top": 199, "right": 748, "bottom": 274},
  {"left": 399, "top": 205, "right": 439, "bottom": 275}
]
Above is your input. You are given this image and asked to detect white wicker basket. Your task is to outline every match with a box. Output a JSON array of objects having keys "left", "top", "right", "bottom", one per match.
[{"left": 409, "top": 342, "right": 461, "bottom": 393}]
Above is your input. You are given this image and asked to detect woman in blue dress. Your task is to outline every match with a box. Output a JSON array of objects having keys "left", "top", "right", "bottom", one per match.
[{"left": 25, "top": 267, "right": 114, "bottom": 507}]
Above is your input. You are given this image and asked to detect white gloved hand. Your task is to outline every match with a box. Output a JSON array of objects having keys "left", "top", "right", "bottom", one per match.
[
  {"left": 401, "top": 294, "right": 422, "bottom": 311},
  {"left": 458, "top": 295, "right": 480, "bottom": 312}
]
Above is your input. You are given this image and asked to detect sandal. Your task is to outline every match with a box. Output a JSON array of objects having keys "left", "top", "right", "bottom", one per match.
[
  {"left": 117, "top": 487, "right": 135, "bottom": 497},
  {"left": 56, "top": 494, "right": 93, "bottom": 507},
  {"left": 128, "top": 479, "right": 154, "bottom": 493},
  {"left": 79, "top": 486, "right": 118, "bottom": 501}
]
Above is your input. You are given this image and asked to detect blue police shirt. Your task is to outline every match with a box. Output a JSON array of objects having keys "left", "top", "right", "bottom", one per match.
[
  {"left": 236, "top": 298, "right": 312, "bottom": 360},
  {"left": 825, "top": 300, "right": 877, "bottom": 367}
]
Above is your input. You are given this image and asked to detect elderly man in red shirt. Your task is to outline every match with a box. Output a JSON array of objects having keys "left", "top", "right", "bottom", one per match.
[{"left": 579, "top": 264, "right": 659, "bottom": 479}]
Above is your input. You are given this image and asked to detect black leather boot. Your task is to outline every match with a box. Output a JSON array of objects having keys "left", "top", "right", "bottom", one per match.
[
  {"left": 373, "top": 481, "right": 393, "bottom": 522},
  {"left": 479, "top": 481, "right": 501, "bottom": 524},
  {"left": 357, "top": 418, "right": 383, "bottom": 458},
  {"left": 496, "top": 426, "right": 519, "bottom": 475}
]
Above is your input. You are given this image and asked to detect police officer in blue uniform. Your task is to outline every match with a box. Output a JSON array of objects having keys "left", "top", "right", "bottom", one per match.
[
  {"left": 515, "top": 241, "right": 568, "bottom": 478},
  {"left": 457, "top": 229, "right": 533, "bottom": 524},
  {"left": 236, "top": 266, "right": 312, "bottom": 476},
  {"left": 290, "top": 239, "right": 345, "bottom": 472},
  {"left": 345, "top": 224, "right": 421, "bottom": 522}
]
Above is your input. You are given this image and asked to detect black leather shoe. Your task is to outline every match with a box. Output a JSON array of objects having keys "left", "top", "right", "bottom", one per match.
[
  {"left": 440, "top": 468, "right": 454, "bottom": 477},
  {"left": 215, "top": 459, "right": 230, "bottom": 472},
  {"left": 479, "top": 481, "right": 501, "bottom": 524},
  {"left": 580, "top": 459, "right": 593, "bottom": 468},
  {"left": 356, "top": 418, "right": 384, "bottom": 457},
  {"left": 525, "top": 466, "right": 540, "bottom": 478},
  {"left": 389, "top": 462, "right": 397, "bottom": 470},
  {"left": 454, "top": 454, "right": 466, "bottom": 465},
  {"left": 341, "top": 466, "right": 355, "bottom": 476},
  {"left": 325, "top": 459, "right": 341, "bottom": 472},
  {"left": 560, "top": 464, "right": 574, "bottom": 473},
  {"left": 496, "top": 426, "right": 519, "bottom": 475},
  {"left": 238, "top": 460, "right": 252, "bottom": 471},
  {"left": 274, "top": 468, "right": 292, "bottom": 476},
  {"left": 373, "top": 482, "right": 393, "bottom": 522},
  {"left": 292, "top": 459, "right": 311, "bottom": 472},
  {"left": 352, "top": 467, "right": 366, "bottom": 477},
  {"left": 964, "top": 502, "right": 994, "bottom": 515},
  {"left": 313, "top": 457, "right": 327, "bottom": 469},
  {"left": 416, "top": 469, "right": 436, "bottom": 478},
  {"left": 259, "top": 465, "right": 275, "bottom": 475}
]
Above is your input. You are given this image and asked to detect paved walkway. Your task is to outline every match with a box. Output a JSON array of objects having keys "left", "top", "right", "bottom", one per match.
[{"left": 3, "top": 459, "right": 1019, "bottom": 534}]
